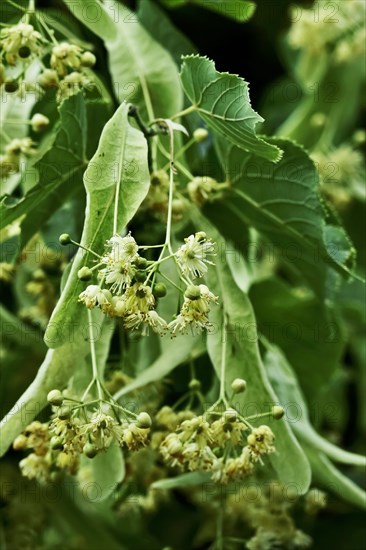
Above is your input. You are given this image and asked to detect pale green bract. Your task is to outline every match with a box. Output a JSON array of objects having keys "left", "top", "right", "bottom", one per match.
[
  {"left": 44, "top": 102, "right": 150, "bottom": 348},
  {"left": 62, "top": 0, "right": 182, "bottom": 121}
]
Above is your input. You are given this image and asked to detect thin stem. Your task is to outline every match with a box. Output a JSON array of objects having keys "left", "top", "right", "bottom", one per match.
[
  {"left": 165, "top": 126, "right": 175, "bottom": 255},
  {"left": 159, "top": 271, "right": 184, "bottom": 293},
  {"left": 38, "top": 14, "right": 58, "bottom": 45},
  {"left": 0, "top": 128, "right": 11, "bottom": 143},
  {"left": 69, "top": 238, "right": 101, "bottom": 259},
  {"left": 5, "top": 0, "right": 26, "bottom": 12},
  {"left": 219, "top": 318, "right": 228, "bottom": 401},
  {"left": 170, "top": 105, "right": 196, "bottom": 121},
  {"left": 162, "top": 137, "right": 195, "bottom": 171},
  {"left": 87, "top": 310, "right": 103, "bottom": 400}
]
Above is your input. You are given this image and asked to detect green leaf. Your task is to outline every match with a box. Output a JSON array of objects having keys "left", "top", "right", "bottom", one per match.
[
  {"left": 191, "top": 0, "right": 256, "bottom": 21},
  {"left": 249, "top": 277, "right": 345, "bottom": 400},
  {"left": 304, "top": 445, "right": 366, "bottom": 509},
  {"left": 0, "top": 94, "right": 87, "bottom": 248},
  {"left": 63, "top": 0, "right": 182, "bottom": 120},
  {"left": 152, "top": 471, "right": 211, "bottom": 490},
  {"left": 161, "top": 0, "right": 256, "bottom": 22},
  {"left": 44, "top": 102, "right": 150, "bottom": 348},
  {"left": 191, "top": 209, "right": 311, "bottom": 492},
  {"left": 217, "top": 137, "right": 355, "bottom": 299},
  {"left": 114, "top": 336, "right": 205, "bottom": 400},
  {"left": 264, "top": 343, "right": 366, "bottom": 468},
  {"left": 180, "top": 56, "right": 282, "bottom": 162},
  {"left": 79, "top": 442, "right": 125, "bottom": 502},
  {"left": 138, "top": 0, "right": 197, "bottom": 65}
]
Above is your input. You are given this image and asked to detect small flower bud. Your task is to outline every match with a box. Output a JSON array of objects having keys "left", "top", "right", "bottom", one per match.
[
  {"left": 136, "top": 412, "right": 152, "bottom": 429},
  {"left": 77, "top": 266, "right": 93, "bottom": 281},
  {"left": 47, "top": 389, "right": 63, "bottom": 406},
  {"left": 231, "top": 378, "right": 247, "bottom": 394},
  {"left": 59, "top": 233, "right": 71, "bottom": 245},
  {"left": 193, "top": 128, "right": 209, "bottom": 143},
  {"left": 224, "top": 408, "right": 238, "bottom": 422},
  {"left": 13, "top": 434, "right": 28, "bottom": 451},
  {"left": 31, "top": 113, "right": 50, "bottom": 132},
  {"left": 38, "top": 69, "right": 59, "bottom": 90},
  {"left": 153, "top": 282, "right": 167, "bottom": 298},
  {"left": 83, "top": 442, "right": 98, "bottom": 459},
  {"left": 57, "top": 405, "right": 71, "bottom": 420},
  {"left": 18, "top": 46, "right": 31, "bottom": 59},
  {"left": 188, "top": 378, "right": 201, "bottom": 391},
  {"left": 80, "top": 51, "right": 96, "bottom": 67},
  {"left": 135, "top": 257, "right": 148, "bottom": 269},
  {"left": 135, "top": 270, "right": 146, "bottom": 282},
  {"left": 353, "top": 129, "right": 366, "bottom": 145},
  {"left": 185, "top": 285, "right": 201, "bottom": 300},
  {"left": 4, "top": 80, "right": 19, "bottom": 93},
  {"left": 195, "top": 231, "right": 206, "bottom": 243},
  {"left": 33, "top": 268, "right": 46, "bottom": 282},
  {"left": 50, "top": 436, "right": 64, "bottom": 450},
  {"left": 272, "top": 405, "right": 285, "bottom": 420},
  {"left": 247, "top": 433, "right": 256, "bottom": 446},
  {"left": 171, "top": 198, "right": 186, "bottom": 217},
  {"left": 166, "top": 436, "right": 183, "bottom": 455}
]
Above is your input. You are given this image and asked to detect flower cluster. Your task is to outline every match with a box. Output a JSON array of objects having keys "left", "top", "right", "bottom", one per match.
[
  {"left": 288, "top": 1, "right": 366, "bottom": 58},
  {"left": 157, "top": 402, "right": 278, "bottom": 484},
  {"left": 13, "top": 389, "right": 152, "bottom": 482},
  {"left": 0, "top": 16, "right": 96, "bottom": 103},
  {"left": 311, "top": 143, "right": 365, "bottom": 206},
  {"left": 0, "top": 138, "right": 36, "bottom": 179},
  {"left": 75, "top": 230, "right": 218, "bottom": 336},
  {"left": 187, "top": 176, "right": 223, "bottom": 206},
  {"left": 0, "top": 22, "right": 45, "bottom": 64}
]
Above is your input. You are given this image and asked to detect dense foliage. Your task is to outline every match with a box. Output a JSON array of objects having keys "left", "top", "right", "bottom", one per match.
[{"left": 0, "top": 0, "right": 365, "bottom": 548}]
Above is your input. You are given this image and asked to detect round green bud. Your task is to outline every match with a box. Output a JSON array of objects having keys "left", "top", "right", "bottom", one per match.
[
  {"left": 188, "top": 378, "right": 201, "bottom": 391},
  {"left": 77, "top": 266, "right": 93, "bottom": 281},
  {"left": 18, "top": 46, "right": 31, "bottom": 59},
  {"left": 59, "top": 233, "right": 71, "bottom": 245},
  {"left": 193, "top": 128, "right": 209, "bottom": 143},
  {"left": 353, "top": 129, "right": 366, "bottom": 145},
  {"left": 47, "top": 389, "right": 63, "bottom": 406},
  {"left": 33, "top": 268, "right": 47, "bottom": 282},
  {"left": 83, "top": 442, "right": 98, "bottom": 459},
  {"left": 50, "top": 436, "right": 64, "bottom": 450},
  {"left": 38, "top": 69, "right": 59, "bottom": 90},
  {"left": 310, "top": 112, "right": 326, "bottom": 127},
  {"left": 231, "top": 378, "right": 247, "bottom": 394},
  {"left": 272, "top": 405, "right": 285, "bottom": 420},
  {"left": 135, "top": 270, "right": 146, "bottom": 282},
  {"left": 80, "top": 51, "right": 96, "bottom": 67},
  {"left": 195, "top": 231, "right": 206, "bottom": 243},
  {"left": 135, "top": 257, "right": 148, "bottom": 269},
  {"left": 31, "top": 113, "right": 50, "bottom": 132},
  {"left": 136, "top": 412, "right": 152, "bottom": 429},
  {"left": 185, "top": 285, "right": 201, "bottom": 300},
  {"left": 4, "top": 80, "right": 19, "bottom": 93},
  {"left": 153, "top": 282, "right": 167, "bottom": 298},
  {"left": 57, "top": 405, "right": 71, "bottom": 420}
]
